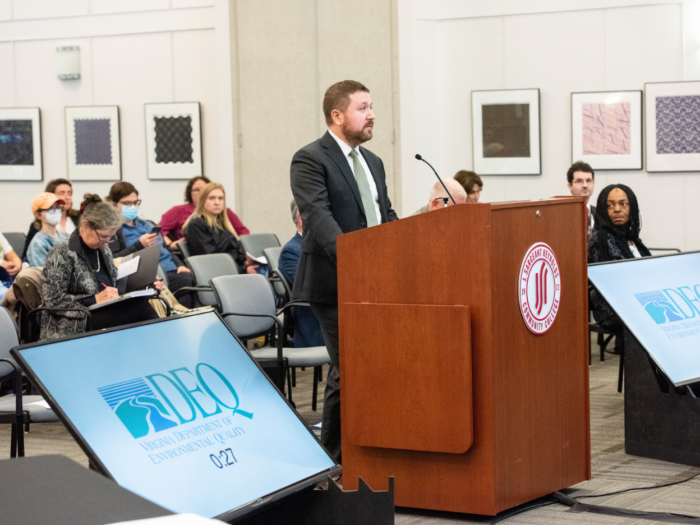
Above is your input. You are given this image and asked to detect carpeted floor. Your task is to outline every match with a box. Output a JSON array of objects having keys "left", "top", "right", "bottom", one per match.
[{"left": 2, "top": 346, "right": 700, "bottom": 524}]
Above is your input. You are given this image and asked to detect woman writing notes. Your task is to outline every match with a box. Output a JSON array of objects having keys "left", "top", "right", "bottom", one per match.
[{"left": 40, "top": 194, "right": 162, "bottom": 341}]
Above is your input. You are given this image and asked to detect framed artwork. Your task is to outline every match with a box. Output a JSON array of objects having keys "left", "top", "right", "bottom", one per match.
[
  {"left": 645, "top": 81, "right": 700, "bottom": 172},
  {"left": 65, "top": 106, "right": 121, "bottom": 182},
  {"left": 571, "top": 91, "right": 643, "bottom": 170},
  {"left": 144, "top": 102, "right": 203, "bottom": 180},
  {"left": 471, "top": 89, "right": 541, "bottom": 175},
  {"left": 0, "top": 107, "right": 42, "bottom": 182}
]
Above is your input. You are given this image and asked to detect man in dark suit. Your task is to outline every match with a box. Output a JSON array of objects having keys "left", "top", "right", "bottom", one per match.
[
  {"left": 278, "top": 199, "right": 325, "bottom": 348},
  {"left": 290, "top": 80, "right": 398, "bottom": 463},
  {"left": 567, "top": 161, "right": 596, "bottom": 239}
]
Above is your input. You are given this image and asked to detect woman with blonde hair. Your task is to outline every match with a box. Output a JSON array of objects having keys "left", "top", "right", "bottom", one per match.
[{"left": 183, "top": 183, "right": 256, "bottom": 274}]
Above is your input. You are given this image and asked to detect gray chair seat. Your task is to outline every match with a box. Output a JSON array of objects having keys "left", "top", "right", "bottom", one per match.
[
  {"left": 0, "top": 395, "right": 58, "bottom": 423},
  {"left": 250, "top": 346, "right": 330, "bottom": 368}
]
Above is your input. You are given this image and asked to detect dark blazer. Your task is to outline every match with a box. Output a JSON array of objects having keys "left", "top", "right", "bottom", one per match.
[
  {"left": 290, "top": 131, "right": 398, "bottom": 304},
  {"left": 279, "top": 233, "right": 324, "bottom": 348},
  {"left": 279, "top": 232, "right": 302, "bottom": 286}
]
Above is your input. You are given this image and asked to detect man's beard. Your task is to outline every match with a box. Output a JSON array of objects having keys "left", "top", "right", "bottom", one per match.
[{"left": 342, "top": 121, "right": 374, "bottom": 145}]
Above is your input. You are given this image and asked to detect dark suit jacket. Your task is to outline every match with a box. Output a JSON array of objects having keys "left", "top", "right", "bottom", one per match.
[
  {"left": 290, "top": 131, "right": 398, "bottom": 304},
  {"left": 279, "top": 232, "right": 325, "bottom": 348}
]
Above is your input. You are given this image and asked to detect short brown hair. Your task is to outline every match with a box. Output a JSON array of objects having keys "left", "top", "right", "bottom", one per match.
[
  {"left": 107, "top": 182, "right": 138, "bottom": 204},
  {"left": 185, "top": 175, "right": 211, "bottom": 204},
  {"left": 323, "top": 80, "right": 369, "bottom": 126},
  {"left": 453, "top": 170, "right": 483, "bottom": 194},
  {"left": 45, "top": 178, "right": 71, "bottom": 193}
]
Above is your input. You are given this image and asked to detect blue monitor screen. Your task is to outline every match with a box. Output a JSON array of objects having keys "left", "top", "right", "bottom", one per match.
[
  {"left": 14, "top": 312, "right": 337, "bottom": 519},
  {"left": 588, "top": 252, "right": 700, "bottom": 386}
]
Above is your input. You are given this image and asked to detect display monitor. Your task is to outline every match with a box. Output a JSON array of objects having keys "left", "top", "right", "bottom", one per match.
[
  {"left": 12, "top": 311, "right": 339, "bottom": 521},
  {"left": 588, "top": 251, "right": 700, "bottom": 386}
]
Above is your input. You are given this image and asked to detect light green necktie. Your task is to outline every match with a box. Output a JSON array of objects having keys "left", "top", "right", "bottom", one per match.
[{"left": 349, "top": 150, "right": 379, "bottom": 227}]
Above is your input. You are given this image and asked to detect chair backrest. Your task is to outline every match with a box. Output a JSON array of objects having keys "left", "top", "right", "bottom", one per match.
[
  {"left": 0, "top": 307, "right": 19, "bottom": 363},
  {"left": 210, "top": 274, "right": 276, "bottom": 339},
  {"left": 187, "top": 254, "right": 239, "bottom": 306},
  {"left": 263, "top": 247, "right": 287, "bottom": 300},
  {"left": 156, "top": 265, "right": 169, "bottom": 288},
  {"left": 179, "top": 240, "right": 192, "bottom": 259},
  {"left": 2, "top": 232, "right": 26, "bottom": 255},
  {"left": 263, "top": 247, "right": 282, "bottom": 272},
  {"left": 239, "top": 234, "right": 280, "bottom": 259}
]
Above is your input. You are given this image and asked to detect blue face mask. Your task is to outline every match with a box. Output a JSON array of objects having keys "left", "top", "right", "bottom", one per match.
[{"left": 121, "top": 205, "right": 139, "bottom": 220}]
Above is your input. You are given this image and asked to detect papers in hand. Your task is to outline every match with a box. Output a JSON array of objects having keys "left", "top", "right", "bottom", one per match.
[
  {"left": 88, "top": 289, "right": 156, "bottom": 310},
  {"left": 116, "top": 256, "right": 140, "bottom": 280},
  {"left": 246, "top": 252, "right": 268, "bottom": 265}
]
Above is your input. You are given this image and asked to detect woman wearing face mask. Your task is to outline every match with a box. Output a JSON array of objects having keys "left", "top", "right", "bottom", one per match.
[
  {"left": 106, "top": 182, "right": 194, "bottom": 305},
  {"left": 22, "top": 178, "right": 81, "bottom": 260},
  {"left": 40, "top": 194, "right": 162, "bottom": 340},
  {"left": 26, "top": 193, "right": 70, "bottom": 267}
]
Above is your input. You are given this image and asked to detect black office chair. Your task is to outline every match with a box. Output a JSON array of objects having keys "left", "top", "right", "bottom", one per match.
[{"left": 588, "top": 286, "right": 624, "bottom": 393}]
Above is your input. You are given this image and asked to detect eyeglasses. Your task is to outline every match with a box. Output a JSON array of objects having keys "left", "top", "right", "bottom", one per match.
[
  {"left": 119, "top": 199, "right": 142, "bottom": 207},
  {"left": 92, "top": 227, "right": 116, "bottom": 243}
]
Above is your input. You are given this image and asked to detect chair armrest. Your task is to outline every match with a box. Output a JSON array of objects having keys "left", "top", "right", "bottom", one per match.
[
  {"left": 277, "top": 300, "right": 311, "bottom": 315},
  {"left": 28, "top": 306, "right": 92, "bottom": 329},
  {"left": 173, "top": 286, "right": 211, "bottom": 300},
  {"left": 0, "top": 358, "right": 20, "bottom": 380},
  {"left": 220, "top": 312, "right": 283, "bottom": 363}
]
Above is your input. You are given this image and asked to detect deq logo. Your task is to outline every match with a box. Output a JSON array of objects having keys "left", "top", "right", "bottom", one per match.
[
  {"left": 634, "top": 289, "right": 689, "bottom": 325},
  {"left": 97, "top": 363, "right": 253, "bottom": 439},
  {"left": 518, "top": 243, "right": 562, "bottom": 335}
]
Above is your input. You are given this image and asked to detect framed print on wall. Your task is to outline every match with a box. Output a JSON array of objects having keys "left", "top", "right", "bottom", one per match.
[
  {"left": 0, "top": 107, "right": 42, "bottom": 182},
  {"left": 645, "top": 81, "right": 700, "bottom": 172},
  {"left": 65, "top": 106, "right": 122, "bottom": 182},
  {"left": 144, "top": 102, "right": 203, "bottom": 180},
  {"left": 571, "top": 91, "right": 642, "bottom": 170},
  {"left": 471, "top": 89, "right": 541, "bottom": 175}
]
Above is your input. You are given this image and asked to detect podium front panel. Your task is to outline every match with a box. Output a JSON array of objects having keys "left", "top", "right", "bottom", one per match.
[{"left": 343, "top": 303, "right": 473, "bottom": 454}]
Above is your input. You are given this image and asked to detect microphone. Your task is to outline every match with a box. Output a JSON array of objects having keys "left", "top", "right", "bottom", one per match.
[{"left": 415, "top": 154, "right": 456, "bottom": 205}]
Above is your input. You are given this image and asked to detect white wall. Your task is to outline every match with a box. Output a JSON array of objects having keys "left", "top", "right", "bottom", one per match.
[
  {"left": 0, "top": 1, "right": 237, "bottom": 238},
  {"left": 400, "top": 0, "right": 700, "bottom": 251}
]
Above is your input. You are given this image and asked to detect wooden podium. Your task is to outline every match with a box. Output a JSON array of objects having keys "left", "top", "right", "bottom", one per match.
[{"left": 337, "top": 197, "right": 591, "bottom": 515}]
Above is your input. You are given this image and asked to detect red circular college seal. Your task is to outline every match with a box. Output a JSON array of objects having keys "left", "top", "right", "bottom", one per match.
[{"left": 518, "top": 243, "right": 561, "bottom": 335}]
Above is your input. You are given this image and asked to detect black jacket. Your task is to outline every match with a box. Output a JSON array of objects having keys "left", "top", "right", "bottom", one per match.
[
  {"left": 290, "top": 131, "right": 398, "bottom": 304},
  {"left": 184, "top": 216, "right": 246, "bottom": 272}
]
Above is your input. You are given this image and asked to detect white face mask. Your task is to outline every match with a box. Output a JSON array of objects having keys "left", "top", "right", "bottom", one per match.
[{"left": 46, "top": 208, "right": 62, "bottom": 225}]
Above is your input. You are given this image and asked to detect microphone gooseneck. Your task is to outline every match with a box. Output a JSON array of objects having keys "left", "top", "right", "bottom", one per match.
[{"left": 414, "top": 154, "right": 456, "bottom": 205}]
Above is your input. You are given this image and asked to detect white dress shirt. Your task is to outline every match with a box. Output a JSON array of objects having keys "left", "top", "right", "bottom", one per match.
[
  {"left": 587, "top": 202, "right": 595, "bottom": 231},
  {"left": 327, "top": 128, "right": 383, "bottom": 224}
]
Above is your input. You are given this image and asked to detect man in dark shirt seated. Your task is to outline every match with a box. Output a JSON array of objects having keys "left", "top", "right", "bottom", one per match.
[{"left": 278, "top": 200, "right": 324, "bottom": 348}]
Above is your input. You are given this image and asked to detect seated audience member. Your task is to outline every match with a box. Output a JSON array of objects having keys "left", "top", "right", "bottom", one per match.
[
  {"left": 160, "top": 176, "right": 249, "bottom": 247},
  {"left": 453, "top": 170, "right": 483, "bottom": 203},
  {"left": 27, "top": 192, "right": 69, "bottom": 267},
  {"left": 453, "top": 170, "right": 484, "bottom": 204},
  {"left": 278, "top": 200, "right": 324, "bottom": 348},
  {"left": 40, "top": 194, "right": 162, "bottom": 341},
  {"left": 22, "top": 178, "right": 80, "bottom": 258},
  {"left": 567, "top": 161, "right": 596, "bottom": 238},
  {"left": 412, "top": 179, "right": 467, "bottom": 215},
  {"left": 588, "top": 184, "right": 650, "bottom": 345},
  {"left": 183, "top": 183, "right": 256, "bottom": 274},
  {"left": 0, "top": 232, "right": 21, "bottom": 277},
  {"left": 106, "top": 182, "right": 194, "bottom": 306}
]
